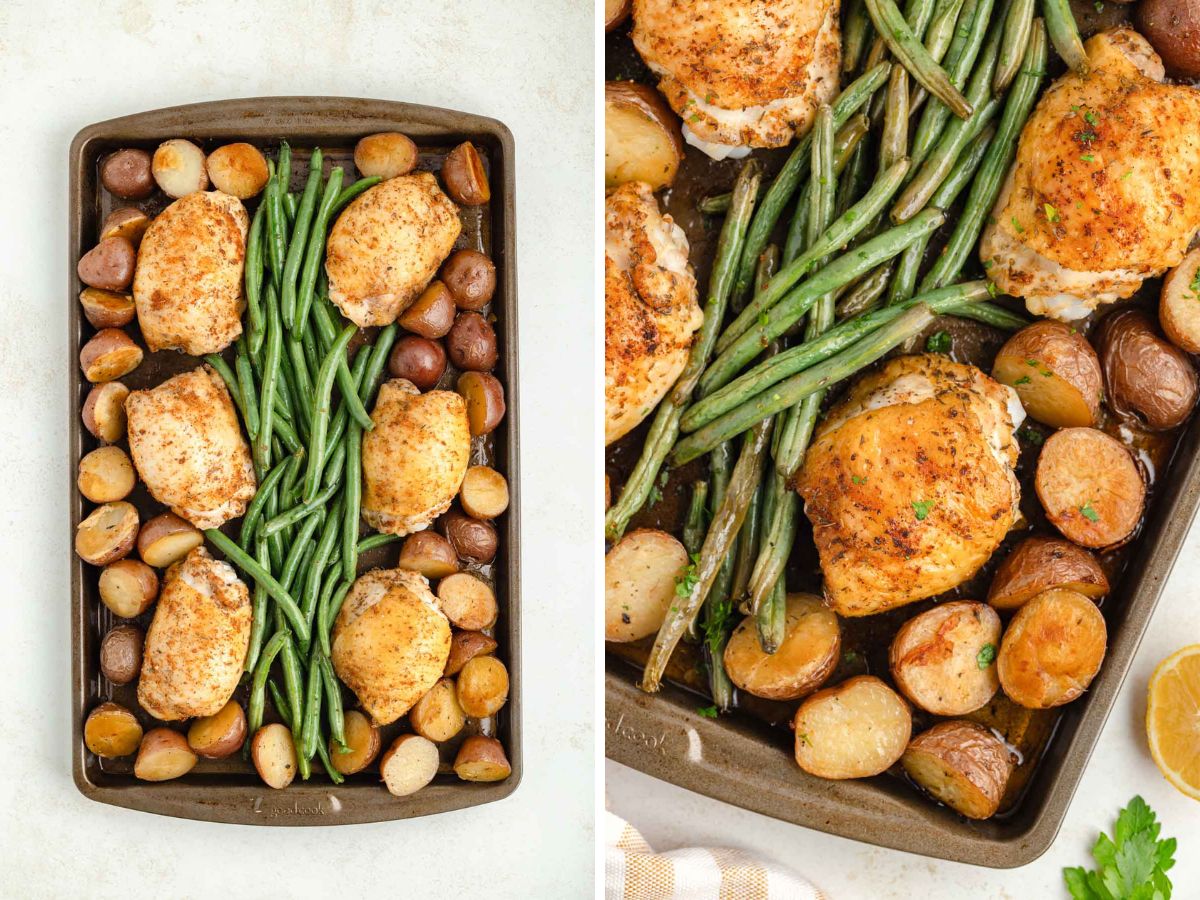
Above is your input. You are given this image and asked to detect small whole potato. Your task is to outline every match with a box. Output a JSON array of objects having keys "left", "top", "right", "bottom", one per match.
[
  {"left": 77, "top": 445, "right": 136, "bottom": 503},
  {"left": 442, "top": 250, "right": 496, "bottom": 310},
  {"left": 100, "top": 148, "right": 154, "bottom": 199},
  {"left": 1136, "top": 0, "right": 1200, "bottom": 79},
  {"left": 398, "top": 531, "right": 459, "bottom": 579},
  {"left": 84, "top": 702, "right": 143, "bottom": 758},
  {"left": 456, "top": 655, "right": 510, "bottom": 717},
  {"left": 354, "top": 132, "right": 419, "bottom": 179},
  {"left": 441, "top": 141, "right": 490, "bottom": 206},
  {"left": 99, "top": 624, "right": 144, "bottom": 684},
  {"left": 457, "top": 371, "right": 506, "bottom": 435},
  {"left": 100, "top": 207, "right": 151, "bottom": 247},
  {"left": 387, "top": 336, "right": 447, "bottom": 391},
  {"left": 152, "top": 138, "right": 209, "bottom": 198},
  {"left": 399, "top": 281, "right": 457, "bottom": 338},
  {"left": 82, "top": 381, "right": 130, "bottom": 443},
  {"left": 78, "top": 236, "right": 137, "bottom": 292},
  {"left": 187, "top": 700, "right": 247, "bottom": 759},
  {"left": 1097, "top": 308, "right": 1198, "bottom": 431},
  {"left": 205, "top": 143, "right": 269, "bottom": 198},
  {"left": 439, "top": 510, "right": 498, "bottom": 564},
  {"left": 446, "top": 312, "right": 499, "bottom": 372}
]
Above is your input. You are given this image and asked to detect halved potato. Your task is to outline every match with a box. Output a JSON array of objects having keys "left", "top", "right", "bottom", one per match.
[
  {"left": 997, "top": 588, "right": 1107, "bottom": 709},
  {"left": 1035, "top": 427, "right": 1145, "bottom": 549},
  {"left": 457, "top": 655, "right": 509, "bottom": 717},
  {"left": 1161, "top": 248, "right": 1200, "bottom": 353},
  {"left": 605, "top": 0, "right": 631, "bottom": 31},
  {"left": 398, "top": 531, "right": 459, "bottom": 579},
  {"left": 1097, "top": 308, "right": 1199, "bottom": 431},
  {"left": 134, "top": 727, "right": 197, "bottom": 781},
  {"left": 187, "top": 700, "right": 247, "bottom": 759},
  {"left": 987, "top": 536, "right": 1108, "bottom": 611},
  {"left": 902, "top": 721, "right": 1014, "bottom": 819},
  {"left": 410, "top": 678, "right": 467, "bottom": 742},
  {"left": 605, "top": 529, "right": 689, "bottom": 642},
  {"left": 79, "top": 328, "right": 143, "bottom": 383},
  {"left": 84, "top": 702, "right": 143, "bottom": 758},
  {"left": 136, "top": 512, "right": 203, "bottom": 568},
  {"left": 444, "top": 630, "right": 497, "bottom": 676},
  {"left": 437, "top": 572, "right": 497, "bottom": 631},
  {"left": 889, "top": 601, "right": 1001, "bottom": 716},
  {"left": 330, "top": 710, "right": 382, "bottom": 775},
  {"left": 77, "top": 446, "right": 136, "bottom": 503},
  {"left": 605, "top": 81, "right": 684, "bottom": 192},
  {"left": 99, "top": 207, "right": 151, "bottom": 247},
  {"left": 250, "top": 723, "right": 297, "bottom": 789},
  {"left": 98, "top": 558, "right": 159, "bottom": 617},
  {"left": 380, "top": 734, "right": 439, "bottom": 796},
  {"left": 79, "top": 287, "right": 135, "bottom": 329},
  {"left": 354, "top": 132, "right": 418, "bottom": 180},
  {"left": 723, "top": 593, "right": 840, "bottom": 700},
  {"left": 152, "top": 139, "right": 208, "bottom": 198},
  {"left": 205, "top": 143, "right": 269, "bottom": 198},
  {"left": 82, "top": 381, "right": 130, "bottom": 444},
  {"left": 793, "top": 675, "right": 912, "bottom": 780},
  {"left": 992, "top": 321, "right": 1102, "bottom": 428},
  {"left": 76, "top": 501, "right": 139, "bottom": 566},
  {"left": 453, "top": 735, "right": 511, "bottom": 782},
  {"left": 459, "top": 466, "right": 509, "bottom": 519}
]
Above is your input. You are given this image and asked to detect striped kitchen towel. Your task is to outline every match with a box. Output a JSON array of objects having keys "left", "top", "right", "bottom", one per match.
[{"left": 605, "top": 811, "right": 827, "bottom": 899}]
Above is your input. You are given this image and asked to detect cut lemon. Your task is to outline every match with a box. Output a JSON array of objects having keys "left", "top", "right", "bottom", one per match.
[{"left": 1146, "top": 644, "right": 1200, "bottom": 801}]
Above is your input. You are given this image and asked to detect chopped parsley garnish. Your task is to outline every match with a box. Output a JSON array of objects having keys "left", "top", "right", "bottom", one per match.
[
  {"left": 1080, "top": 501, "right": 1101, "bottom": 523},
  {"left": 1011, "top": 216, "right": 1025, "bottom": 233},
  {"left": 1084, "top": 110, "right": 1100, "bottom": 126},
  {"left": 1093, "top": 1, "right": 1103, "bottom": 11},
  {"left": 1081, "top": 153, "right": 1095, "bottom": 163},
  {"left": 1018, "top": 427, "right": 1045, "bottom": 445},
  {"left": 1045, "top": 203, "right": 1060, "bottom": 223},
  {"left": 697, "top": 705, "right": 718, "bottom": 719},
  {"left": 851, "top": 474, "right": 867, "bottom": 485},
  {"left": 926, "top": 330, "right": 952, "bottom": 353},
  {"left": 977, "top": 643, "right": 997, "bottom": 669},
  {"left": 674, "top": 555, "right": 699, "bottom": 599},
  {"left": 1014, "top": 375, "right": 1032, "bottom": 385},
  {"left": 912, "top": 499, "right": 934, "bottom": 521}
]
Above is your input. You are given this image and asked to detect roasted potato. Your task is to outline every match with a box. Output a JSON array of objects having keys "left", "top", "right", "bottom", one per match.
[
  {"left": 793, "top": 676, "right": 912, "bottom": 780},
  {"left": 76, "top": 501, "right": 139, "bottom": 566},
  {"left": 136, "top": 512, "right": 203, "bottom": 568},
  {"left": 380, "top": 734, "right": 440, "bottom": 796},
  {"left": 399, "top": 281, "right": 458, "bottom": 339},
  {"left": 605, "top": 81, "right": 685, "bottom": 192},
  {"left": 605, "top": 529, "right": 689, "bottom": 642},
  {"left": 437, "top": 572, "right": 498, "bottom": 630},
  {"left": 387, "top": 336, "right": 446, "bottom": 391},
  {"left": 187, "top": 700, "right": 247, "bottom": 759},
  {"left": 441, "top": 142, "right": 490, "bottom": 206},
  {"left": 79, "top": 328, "right": 143, "bottom": 383},
  {"left": 1097, "top": 308, "right": 1198, "bottom": 431},
  {"left": 100, "top": 207, "right": 151, "bottom": 247},
  {"left": 442, "top": 250, "right": 496, "bottom": 311},
  {"left": 453, "top": 735, "right": 511, "bottom": 782},
  {"left": 445, "top": 630, "right": 498, "bottom": 676},
  {"left": 997, "top": 588, "right": 1107, "bottom": 709},
  {"left": 459, "top": 466, "right": 509, "bottom": 519},
  {"left": 134, "top": 728, "right": 197, "bottom": 781},
  {"left": 79, "top": 287, "right": 135, "bottom": 329},
  {"left": 100, "top": 149, "right": 154, "bottom": 199},
  {"left": 205, "top": 143, "right": 269, "bottom": 198},
  {"left": 992, "top": 321, "right": 1102, "bottom": 428},
  {"left": 410, "top": 678, "right": 467, "bottom": 742},
  {"left": 901, "top": 721, "right": 1014, "bottom": 819},
  {"left": 1136, "top": 0, "right": 1200, "bottom": 79},
  {"left": 84, "top": 702, "right": 143, "bottom": 757},
  {"left": 447, "top": 312, "right": 499, "bottom": 373},
  {"left": 723, "top": 593, "right": 840, "bottom": 700},
  {"left": 439, "top": 510, "right": 498, "bottom": 564},
  {"left": 152, "top": 139, "right": 209, "bottom": 198},
  {"left": 1159, "top": 247, "right": 1200, "bottom": 353},
  {"left": 1035, "top": 427, "right": 1145, "bottom": 549},
  {"left": 457, "top": 371, "right": 506, "bottom": 435},
  {"left": 605, "top": 0, "right": 632, "bottom": 31},
  {"left": 77, "top": 446, "right": 136, "bottom": 503},
  {"left": 987, "top": 536, "right": 1108, "bottom": 611},
  {"left": 354, "top": 132, "right": 419, "bottom": 179},
  {"left": 889, "top": 601, "right": 1001, "bottom": 716},
  {"left": 456, "top": 655, "right": 509, "bottom": 717},
  {"left": 98, "top": 558, "right": 158, "bottom": 617},
  {"left": 329, "top": 710, "right": 381, "bottom": 775},
  {"left": 99, "top": 624, "right": 144, "bottom": 684},
  {"left": 78, "top": 236, "right": 136, "bottom": 292},
  {"left": 250, "top": 724, "right": 297, "bottom": 789},
  {"left": 397, "top": 531, "right": 459, "bottom": 579},
  {"left": 82, "top": 381, "right": 130, "bottom": 443}
]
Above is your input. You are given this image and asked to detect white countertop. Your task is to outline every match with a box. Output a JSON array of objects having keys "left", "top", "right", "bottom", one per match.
[{"left": 0, "top": 1, "right": 594, "bottom": 897}]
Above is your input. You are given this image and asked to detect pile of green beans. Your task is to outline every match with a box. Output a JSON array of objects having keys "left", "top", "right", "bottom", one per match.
[{"left": 203, "top": 144, "right": 394, "bottom": 780}]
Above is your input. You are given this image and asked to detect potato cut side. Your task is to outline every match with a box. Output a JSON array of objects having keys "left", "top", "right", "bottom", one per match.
[
  {"left": 793, "top": 676, "right": 912, "bottom": 780},
  {"left": 251, "top": 724, "right": 298, "bottom": 789},
  {"left": 410, "top": 678, "right": 467, "bottom": 742},
  {"left": 98, "top": 558, "right": 158, "bottom": 617},
  {"left": 380, "top": 734, "right": 440, "bottom": 796},
  {"left": 84, "top": 702, "right": 143, "bottom": 758},
  {"left": 890, "top": 601, "right": 1000, "bottom": 716},
  {"left": 76, "top": 501, "right": 139, "bottom": 566},
  {"left": 137, "top": 512, "right": 203, "bottom": 568},
  {"left": 77, "top": 446, "right": 136, "bottom": 503},
  {"left": 902, "top": 721, "right": 1014, "bottom": 819},
  {"left": 1035, "top": 427, "right": 1145, "bottom": 549},
  {"left": 605, "top": 529, "right": 689, "bottom": 642},
  {"left": 987, "top": 535, "right": 1108, "bottom": 610},
  {"left": 453, "top": 735, "right": 511, "bottom": 782},
  {"left": 992, "top": 321, "right": 1102, "bottom": 427},
  {"left": 83, "top": 381, "right": 130, "bottom": 444},
  {"left": 605, "top": 82, "right": 684, "bottom": 192},
  {"left": 134, "top": 728, "right": 197, "bottom": 781},
  {"left": 187, "top": 700, "right": 246, "bottom": 759},
  {"left": 398, "top": 532, "right": 459, "bottom": 579},
  {"left": 1161, "top": 248, "right": 1200, "bottom": 354},
  {"left": 444, "top": 630, "right": 497, "bottom": 676},
  {"left": 460, "top": 466, "right": 509, "bottom": 519},
  {"left": 330, "top": 710, "right": 381, "bottom": 775},
  {"left": 456, "top": 655, "right": 509, "bottom": 718},
  {"left": 437, "top": 572, "right": 498, "bottom": 630},
  {"left": 723, "top": 593, "right": 840, "bottom": 700}
]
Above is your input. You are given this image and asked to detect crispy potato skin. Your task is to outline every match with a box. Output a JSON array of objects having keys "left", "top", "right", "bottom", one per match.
[
  {"left": 889, "top": 601, "right": 1000, "bottom": 716},
  {"left": 1160, "top": 248, "right": 1200, "bottom": 353},
  {"left": 997, "top": 588, "right": 1107, "bottom": 709},
  {"left": 724, "top": 593, "right": 840, "bottom": 700},
  {"left": 1097, "top": 308, "right": 1198, "bottom": 431},
  {"left": 605, "top": 529, "right": 689, "bottom": 642},
  {"left": 793, "top": 675, "right": 912, "bottom": 780},
  {"left": 1137, "top": 0, "right": 1200, "bottom": 80},
  {"left": 987, "top": 535, "right": 1108, "bottom": 610},
  {"left": 992, "top": 321, "right": 1103, "bottom": 427},
  {"left": 605, "top": 81, "right": 684, "bottom": 191},
  {"left": 902, "top": 721, "right": 1014, "bottom": 819}
]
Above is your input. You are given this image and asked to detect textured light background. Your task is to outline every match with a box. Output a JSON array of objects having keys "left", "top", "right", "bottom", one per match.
[{"left": 0, "top": 1, "right": 595, "bottom": 897}]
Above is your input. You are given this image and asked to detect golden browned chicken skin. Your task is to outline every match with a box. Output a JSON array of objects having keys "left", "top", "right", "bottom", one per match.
[
  {"left": 632, "top": 0, "right": 840, "bottom": 158},
  {"left": 797, "top": 355, "right": 1024, "bottom": 617},
  {"left": 982, "top": 28, "right": 1200, "bottom": 320},
  {"left": 137, "top": 547, "right": 251, "bottom": 720},
  {"left": 125, "top": 365, "right": 257, "bottom": 529},
  {"left": 133, "top": 191, "right": 249, "bottom": 354},
  {"left": 325, "top": 172, "right": 462, "bottom": 327},
  {"left": 605, "top": 181, "right": 701, "bottom": 445}
]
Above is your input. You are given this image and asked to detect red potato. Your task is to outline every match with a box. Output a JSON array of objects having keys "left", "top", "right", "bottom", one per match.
[
  {"left": 84, "top": 702, "right": 143, "bottom": 757},
  {"left": 605, "top": 0, "right": 632, "bottom": 31},
  {"left": 456, "top": 655, "right": 509, "bottom": 717},
  {"left": 354, "top": 132, "right": 419, "bottom": 179},
  {"left": 399, "top": 281, "right": 458, "bottom": 339},
  {"left": 152, "top": 139, "right": 209, "bottom": 198},
  {"left": 1097, "top": 308, "right": 1198, "bottom": 431},
  {"left": 77, "top": 236, "right": 136, "bottom": 292},
  {"left": 991, "top": 321, "right": 1103, "bottom": 428},
  {"left": 205, "top": 143, "right": 269, "bottom": 198},
  {"left": 79, "top": 328, "right": 143, "bottom": 383},
  {"left": 605, "top": 529, "right": 689, "bottom": 642},
  {"left": 444, "top": 630, "right": 497, "bottom": 676},
  {"left": 723, "top": 593, "right": 841, "bottom": 701},
  {"left": 889, "top": 601, "right": 1001, "bottom": 716},
  {"left": 453, "top": 735, "right": 511, "bottom": 782},
  {"left": 902, "top": 721, "right": 1014, "bottom": 820},
  {"left": 79, "top": 287, "right": 135, "bottom": 329},
  {"left": 100, "top": 149, "right": 155, "bottom": 199},
  {"left": 441, "top": 142, "right": 490, "bottom": 206},
  {"left": 99, "top": 207, "right": 151, "bottom": 247},
  {"left": 793, "top": 676, "right": 912, "bottom": 780},
  {"left": 410, "top": 678, "right": 467, "bottom": 742},
  {"left": 439, "top": 510, "right": 498, "bottom": 564},
  {"left": 134, "top": 728, "right": 198, "bottom": 781},
  {"left": 330, "top": 710, "right": 382, "bottom": 775},
  {"left": 136, "top": 512, "right": 203, "bottom": 568},
  {"left": 82, "top": 381, "right": 130, "bottom": 444},
  {"left": 987, "top": 536, "right": 1108, "bottom": 611},
  {"left": 187, "top": 700, "right": 247, "bottom": 759},
  {"left": 1161, "top": 249, "right": 1200, "bottom": 353},
  {"left": 99, "top": 624, "right": 144, "bottom": 684},
  {"left": 605, "top": 81, "right": 685, "bottom": 192},
  {"left": 380, "top": 734, "right": 440, "bottom": 796},
  {"left": 437, "top": 572, "right": 498, "bottom": 630},
  {"left": 446, "top": 312, "right": 499, "bottom": 372},
  {"left": 1137, "top": 0, "right": 1200, "bottom": 80},
  {"left": 251, "top": 724, "right": 298, "bottom": 789},
  {"left": 397, "top": 531, "right": 459, "bottom": 579},
  {"left": 387, "top": 336, "right": 446, "bottom": 391},
  {"left": 442, "top": 250, "right": 496, "bottom": 311},
  {"left": 459, "top": 466, "right": 509, "bottom": 519},
  {"left": 98, "top": 558, "right": 159, "bottom": 617},
  {"left": 457, "top": 371, "right": 506, "bottom": 435},
  {"left": 77, "top": 446, "right": 136, "bottom": 503},
  {"left": 76, "top": 501, "right": 139, "bottom": 566}
]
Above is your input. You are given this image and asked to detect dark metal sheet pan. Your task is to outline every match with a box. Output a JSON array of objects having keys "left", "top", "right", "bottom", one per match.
[{"left": 69, "top": 97, "right": 519, "bottom": 826}]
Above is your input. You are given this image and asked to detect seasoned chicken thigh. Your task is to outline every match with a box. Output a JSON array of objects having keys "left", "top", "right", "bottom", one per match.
[
  {"left": 331, "top": 567, "right": 452, "bottom": 725},
  {"left": 982, "top": 28, "right": 1200, "bottom": 320},
  {"left": 605, "top": 181, "right": 701, "bottom": 445},
  {"left": 632, "top": 0, "right": 841, "bottom": 159},
  {"left": 125, "top": 365, "right": 256, "bottom": 529},
  {"left": 797, "top": 356, "right": 1024, "bottom": 617},
  {"left": 325, "top": 172, "right": 462, "bottom": 327},
  {"left": 361, "top": 379, "right": 471, "bottom": 535},
  {"left": 133, "top": 191, "right": 249, "bottom": 354},
  {"left": 137, "top": 547, "right": 251, "bottom": 720}
]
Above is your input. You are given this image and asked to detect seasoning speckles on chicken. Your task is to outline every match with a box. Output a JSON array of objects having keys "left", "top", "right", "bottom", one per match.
[
  {"left": 982, "top": 27, "right": 1200, "bottom": 321},
  {"left": 133, "top": 191, "right": 249, "bottom": 355},
  {"left": 125, "top": 365, "right": 257, "bottom": 529},
  {"left": 797, "top": 355, "right": 1024, "bottom": 617},
  {"left": 325, "top": 172, "right": 462, "bottom": 327},
  {"left": 605, "top": 181, "right": 701, "bottom": 445},
  {"left": 632, "top": 0, "right": 841, "bottom": 160}
]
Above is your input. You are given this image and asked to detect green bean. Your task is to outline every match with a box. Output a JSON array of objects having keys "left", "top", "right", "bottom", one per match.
[
  {"left": 910, "top": 0, "right": 969, "bottom": 110},
  {"left": 682, "top": 482, "right": 709, "bottom": 556},
  {"left": 309, "top": 301, "right": 374, "bottom": 430},
  {"left": 282, "top": 149, "right": 324, "bottom": 329},
  {"left": 605, "top": 160, "right": 761, "bottom": 542},
  {"left": 321, "top": 441, "right": 346, "bottom": 490},
  {"left": 262, "top": 481, "right": 339, "bottom": 537},
  {"left": 320, "top": 580, "right": 353, "bottom": 658},
  {"left": 268, "top": 680, "right": 343, "bottom": 784},
  {"left": 318, "top": 653, "right": 347, "bottom": 750},
  {"left": 240, "top": 454, "right": 300, "bottom": 549},
  {"left": 880, "top": 66, "right": 911, "bottom": 170},
  {"left": 247, "top": 630, "right": 288, "bottom": 738},
  {"left": 281, "top": 531, "right": 320, "bottom": 597},
  {"left": 865, "top": 0, "right": 971, "bottom": 118},
  {"left": 950, "top": 299, "right": 1028, "bottom": 329},
  {"left": 286, "top": 339, "right": 315, "bottom": 412},
  {"left": 357, "top": 324, "right": 398, "bottom": 409},
  {"left": 299, "top": 646, "right": 323, "bottom": 761},
  {"left": 783, "top": 115, "right": 871, "bottom": 263},
  {"left": 702, "top": 540, "right": 736, "bottom": 710},
  {"left": 203, "top": 353, "right": 250, "bottom": 429},
  {"left": 303, "top": 324, "right": 357, "bottom": 501},
  {"left": 253, "top": 283, "right": 284, "bottom": 475},
  {"left": 840, "top": 264, "right": 894, "bottom": 317},
  {"left": 748, "top": 486, "right": 797, "bottom": 637},
  {"left": 843, "top": 0, "right": 872, "bottom": 72},
  {"left": 234, "top": 338, "right": 261, "bottom": 442},
  {"left": 356, "top": 533, "right": 401, "bottom": 555},
  {"left": 264, "top": 160, "right": 287, "bottom": 286},
  {"left": 1044, "top": 0, "right": 1087, "bottom": 74},
  {"left": 296, "top": 167, "right": 345, "bottom": 332},
  {"left": 903, "top": 0, "right": 939, "bottom": 39},
  {"left": 273, "top": 638, "right": 307, "bottom": 778},
  {"left": 244, "top": 203, "right": 266, "bottom": 355},
  {"left": 283, "top": 192, "right": 297, "bottom": 223},
  {"left": 333, "top": 176, "right": 382, "bottom": 213},
  {"left": 205, "top": 528, "right": 310, "bottom": 645},
  {"left": 757, "top": 579, "right": 787, "bottom": 655},
  {"left": 277, "top": 142, "right": 291, "bottom": 193},
  {"left": 244, "top": 540, "right": 273, "bottom": 676},
  {"left": 301, "top": 496, "right": 344, "bottom": 644},
  {"left": 342, "top": 419, "right": 363, "bottom": 581},
  {"left": 729, "top": 479, "right": 763, "bottom": 605},
  {"left": 264, "top": 481, "right": 284, "bottom": 571},
  {"left": 674, "top": 305, "right": 939, "bottom": 464},
  {"left": 995, "top": 0, "right": 1035, "bottom": 92}
]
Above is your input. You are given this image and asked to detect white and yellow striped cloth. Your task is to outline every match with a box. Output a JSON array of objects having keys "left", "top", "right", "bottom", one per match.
[{"left": 605, "top": 811, "right": 827, "bottom": 900}]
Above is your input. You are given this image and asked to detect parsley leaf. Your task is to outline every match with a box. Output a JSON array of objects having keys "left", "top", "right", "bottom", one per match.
[
  {"left": 674, "top": 556, "right": 699, "bottom": 599},
  {"left": 1011, "top": 216, "right": 1025, "bottom": 234},
  {"left": 1063, "top": 796, "right": 1177, "bottom": 900},
  {"left": 697, "top": 705, "right": 718, "bottom": 718},
  {"left": 1018, "top": 427, "right": 1045, "bottom": 445},
  {"left": 1080, "top": 501, "right": 1100, "bottom": 523},
  {"left": 1015, "top": 375, "right": 1032, "bottom": 385},
  {"left": 851, "top": 474, "right": 867, "bottom": 485},
  {"left": 1084, "top": 110, "right": 1100, "bottom": 126},
  {"left": 977, "top": 643, "right": 996, "bottom": 668},
  {"left": 926, "top": 330, "right": 952, "bottom": 353},
  {"left": 912, "top": 499, "right": 933, "bottom": 520},
  {"left": 1045, "top": 203, "right": 1060, "bottom": 223}
]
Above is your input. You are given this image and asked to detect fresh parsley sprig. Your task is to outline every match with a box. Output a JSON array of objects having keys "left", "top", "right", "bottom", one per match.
[{"left": 1063, "top": 796, "right": 1176, "bottom": 900}]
